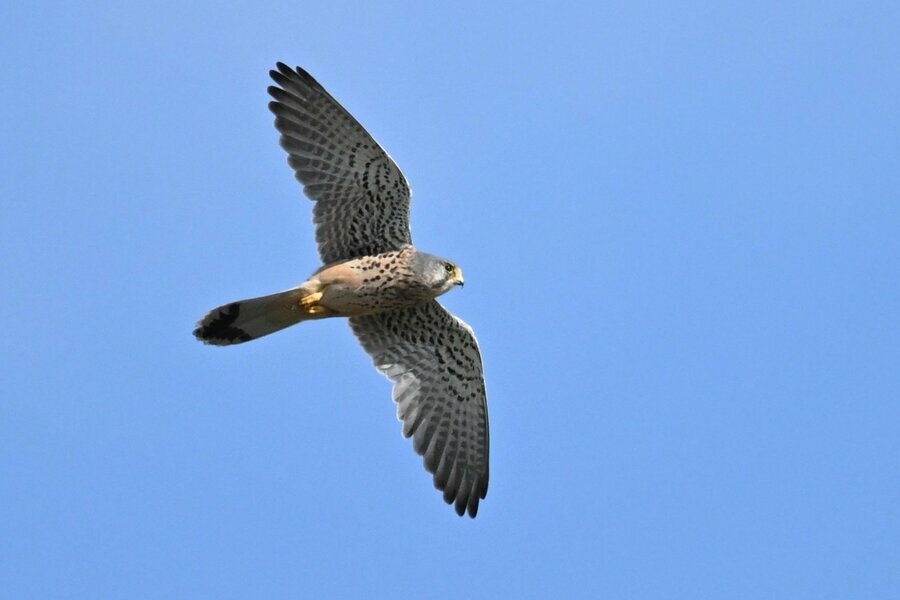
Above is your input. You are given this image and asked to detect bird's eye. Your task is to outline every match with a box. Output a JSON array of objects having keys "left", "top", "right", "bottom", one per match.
[{"left": 444, "top": 263, "right": 455, "bottom": 274}]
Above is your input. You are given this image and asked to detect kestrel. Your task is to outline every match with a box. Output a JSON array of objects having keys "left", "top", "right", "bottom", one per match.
[{"left": 194, "top": 63, "right": 490, "bottom": 518}]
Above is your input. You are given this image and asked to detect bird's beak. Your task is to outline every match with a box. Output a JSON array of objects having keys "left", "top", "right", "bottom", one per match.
[{"left": 453, "top": 267, "right": 465, "bottom": 287}]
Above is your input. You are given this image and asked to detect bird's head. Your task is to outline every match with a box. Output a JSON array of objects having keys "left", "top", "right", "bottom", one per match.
[{"left": 412, "top": 251, "right": 465, "bottom": 296}]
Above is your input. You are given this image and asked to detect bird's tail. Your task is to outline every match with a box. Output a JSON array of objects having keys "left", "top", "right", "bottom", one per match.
[{"left": 193, "top": 286, "right": 329, "bottom": 346}]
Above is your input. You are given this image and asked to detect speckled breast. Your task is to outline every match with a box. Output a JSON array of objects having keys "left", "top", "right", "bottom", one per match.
[{"left": 316, "top": 247, "right": 434, "bottom": 316}]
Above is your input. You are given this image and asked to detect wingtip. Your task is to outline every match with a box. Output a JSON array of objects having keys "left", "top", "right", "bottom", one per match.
[
  {"left": 453, "top": 496, "right": 480, "bottom": 518},
  {"left": 269, "top": 63, "right": 295, "bottom": 88},
  {"left": 444, "top": 482, "right": 483, "bottom": 518},
  {"left": 271, "top": 61, "right": 321, "bottom": 90}
]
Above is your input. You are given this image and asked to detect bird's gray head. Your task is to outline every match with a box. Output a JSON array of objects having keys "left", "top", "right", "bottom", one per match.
[{"left": 411, "top": 251, "right": 464, "bottom": 296}]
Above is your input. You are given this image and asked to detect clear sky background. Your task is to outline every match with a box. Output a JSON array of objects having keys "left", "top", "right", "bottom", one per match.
[{"left": 2, "top": 2, "right": 898, "bottom": 598}]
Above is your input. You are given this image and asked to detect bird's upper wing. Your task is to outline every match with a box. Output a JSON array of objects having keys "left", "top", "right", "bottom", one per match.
[
  {"left": 349, "top": 300, "right": 490, "bottom": 517},
  {"left": 268, "top": 63, "right": 412, "bottom": 264}
]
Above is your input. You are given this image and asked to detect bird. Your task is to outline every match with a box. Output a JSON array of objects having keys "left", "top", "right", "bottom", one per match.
[{"left": 193, "top": 63, "right": 490, "bottom": 518}]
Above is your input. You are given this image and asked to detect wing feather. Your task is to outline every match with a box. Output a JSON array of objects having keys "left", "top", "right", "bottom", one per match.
[
  {"left": 268, "top": 63, "right": 412, "bottom": 263},
  {"left": 350, "top": 301, "right": 490, "bottom": 517}
]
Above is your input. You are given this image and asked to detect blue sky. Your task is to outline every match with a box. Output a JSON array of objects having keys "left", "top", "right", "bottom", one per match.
[{"left": 2, "top": 1, "right": 898, "bottom": 598}]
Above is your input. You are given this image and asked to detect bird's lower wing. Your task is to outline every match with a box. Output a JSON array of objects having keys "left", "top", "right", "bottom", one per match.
[{"left": 349, "top": 300, "right": 490, "bottom": 517}]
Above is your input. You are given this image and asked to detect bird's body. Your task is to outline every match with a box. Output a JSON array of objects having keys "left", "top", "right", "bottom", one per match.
[
  {"left": 194, "top": 63, "right": 490, "bottom": 517},
  {"left": 195, "top": 245, "right": 464, "bottom": 341},
  {"left": 307, "top": 246, "right": 464, "bottom": 317}
]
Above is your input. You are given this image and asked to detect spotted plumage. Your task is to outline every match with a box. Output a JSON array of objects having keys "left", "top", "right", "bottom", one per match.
[{"left": 194, "top": 63, "right": 490, "bottom": 517}]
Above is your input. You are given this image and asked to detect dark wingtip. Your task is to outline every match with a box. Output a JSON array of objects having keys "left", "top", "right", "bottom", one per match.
[
  {"left": 274, "top": 61, "right": 293, "bottom": 76},
  {"left": 271, "top": 62, "right": 321, "bottom": 90},
  {"left": 450, "top": 495, "right": 479, "bottom": 518},
  {"left": 443, "top": 483, "right": 482, "bottom": 518},
  {"left": 269, "top": 63, "right": 295, "bottom": 88}
]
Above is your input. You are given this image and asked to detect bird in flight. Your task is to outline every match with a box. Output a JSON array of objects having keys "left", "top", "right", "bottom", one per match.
[{"left": 194, "top": 63, "right": 490, "bottom": 517}]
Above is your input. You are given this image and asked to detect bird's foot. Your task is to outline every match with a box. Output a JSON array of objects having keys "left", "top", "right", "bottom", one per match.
[
  {"left": 299, "top": 291, "right": 323, "bottom": 308},
  {"left": 299, "top": 291, "right": 326, "bottom": 315}
]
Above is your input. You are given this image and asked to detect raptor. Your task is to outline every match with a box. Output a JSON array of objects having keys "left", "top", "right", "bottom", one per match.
[{"left": 194, "top": 63, "right": 490, "bottom": 517}]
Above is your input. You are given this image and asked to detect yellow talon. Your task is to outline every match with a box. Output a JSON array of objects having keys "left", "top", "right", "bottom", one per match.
[
  {"left": 299, "top": 291, "right": 323, "bottom": 308},
  {"left": 307, "top": 305, "right": 327, "bottom": 315}
]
